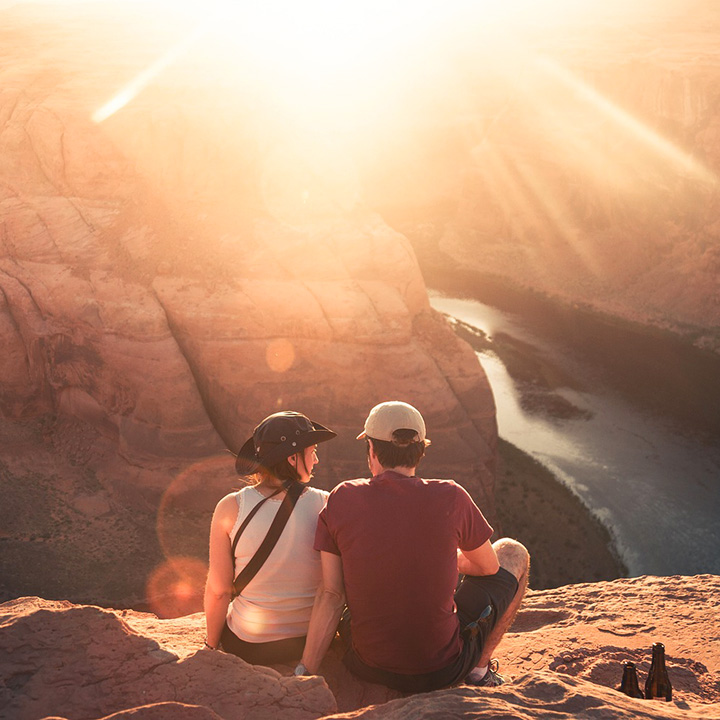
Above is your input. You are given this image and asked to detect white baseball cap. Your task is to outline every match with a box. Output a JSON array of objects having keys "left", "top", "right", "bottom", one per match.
[{"left": 357, "top": 401, "right": 428, "bottom": 443}]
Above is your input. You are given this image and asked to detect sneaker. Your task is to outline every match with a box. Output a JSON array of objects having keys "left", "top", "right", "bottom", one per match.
[{"left": 466, "top": 659, "right": 505, "bottom": 687}]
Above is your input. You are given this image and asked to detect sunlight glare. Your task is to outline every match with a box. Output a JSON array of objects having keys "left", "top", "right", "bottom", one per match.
[
  {"left": 92, "top": 22, "right": 210, "bottom": 123},
  {"left": 89, "top": 0, "right": 660, "bottom": 130},
  {"left": 209, "top": 0, "right": 437, "bottom": 74},
  {"left": 146, "top": 556, "right": 207, "bottom": 618},
  {"left": 536, "top": 57, "right": 717, "bottom": 186}
]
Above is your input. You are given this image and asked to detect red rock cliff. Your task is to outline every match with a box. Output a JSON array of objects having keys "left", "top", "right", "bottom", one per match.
[{"left": 0, "top": 5, "right": 497, "bottom": 609}]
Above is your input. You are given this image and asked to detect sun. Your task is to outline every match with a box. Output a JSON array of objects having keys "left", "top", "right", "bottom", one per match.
[
  {"left": 89, "top": 0, "right": 713, "bottom": 234},
  {"left": 90, "top": 0, "right": 650, "bottom": 126},
  {"left": 181, "top": 0, "right": 591, "bottom": 82},
  {"left": 212, "top": 1, "right": 428, "bottom": 73}
]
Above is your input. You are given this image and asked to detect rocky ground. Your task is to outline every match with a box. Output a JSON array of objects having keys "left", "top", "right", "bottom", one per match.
[{"left": 2, "top": 575, "right": 718, "bottom": 719}]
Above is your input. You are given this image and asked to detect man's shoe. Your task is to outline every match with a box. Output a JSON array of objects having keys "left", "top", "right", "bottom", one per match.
[{"left": 466, "top": 659, "right": 505, "bottom": 687}]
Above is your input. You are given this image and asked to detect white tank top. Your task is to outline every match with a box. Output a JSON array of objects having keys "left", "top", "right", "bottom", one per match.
[{"left": 226, "top": 485, "right": 328, "bottom": 642}]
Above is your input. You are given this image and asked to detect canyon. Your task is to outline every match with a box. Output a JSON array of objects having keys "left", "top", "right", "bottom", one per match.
[
  {"left": 1, "top": 3, "right": 719, "bottom": 720},
  {"left": 371, "top": 2, "right": 720, "bottom": 353}
]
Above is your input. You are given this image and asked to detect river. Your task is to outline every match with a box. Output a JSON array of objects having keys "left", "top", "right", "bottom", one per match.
[{"left": 429, "top": 288, "right": 720, "bottom": 577}]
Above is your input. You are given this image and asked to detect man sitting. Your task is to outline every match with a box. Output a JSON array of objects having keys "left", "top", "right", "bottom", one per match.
[{"left": 297, "top": 401, "right": 529, "bottom": 691}]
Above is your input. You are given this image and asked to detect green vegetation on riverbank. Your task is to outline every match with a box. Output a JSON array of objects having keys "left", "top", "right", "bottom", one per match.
[{"left": 496, "top": 438, "right": 626, "bottom": 590}]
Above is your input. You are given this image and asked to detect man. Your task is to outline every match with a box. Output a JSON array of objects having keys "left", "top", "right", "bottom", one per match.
[{"left": 296, "top": 401, "right": 529, "bottom": 692}]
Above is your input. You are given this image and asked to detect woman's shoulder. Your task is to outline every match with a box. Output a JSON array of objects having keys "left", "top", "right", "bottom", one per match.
[
  {"left": 213, "top": 491, "right": 242, "bottom": 533},
  {"left": 302, "top": 485, "right": 329, "bottom": 505},
  {"left": 216, "top": 490, "right": 241, "bottom": 508}
]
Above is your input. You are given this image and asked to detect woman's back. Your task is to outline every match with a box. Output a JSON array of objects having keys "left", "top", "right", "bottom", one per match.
[
  {"left": 204, "top": 409, "right": 336, "bottom": 664},
  {"left": 227, "top": 485, "right": 328, "bottom": 642}
]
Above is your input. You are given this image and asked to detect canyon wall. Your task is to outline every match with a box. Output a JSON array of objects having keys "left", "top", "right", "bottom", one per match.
[
  {"left": 4, "top": 0, "right": 716, "bottom": 612},
  {"left": 0, "top": 6, "right": 497, "bottom": 609},
  {"left": 367, "top": 2, "right": 720, "bottom": 352}
]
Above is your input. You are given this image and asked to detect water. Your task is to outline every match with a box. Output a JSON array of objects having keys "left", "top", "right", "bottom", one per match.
[{"left": 430, "top": 291, "right": 720, "bottom": 577}]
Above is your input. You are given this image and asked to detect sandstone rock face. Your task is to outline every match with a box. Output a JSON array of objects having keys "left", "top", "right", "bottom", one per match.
[
  {"left": 321, "top": 676, "right": 717, "bottom": 720},
  {"left": 149, "top": 216, "right": 498, "bottom": 498},
  {"left": 3, "top": 575, "right": 718, "bottom": 720},
  {"left": 0, "top": 597, "right": 337, "bottom": 720},
  {"left": 79, "top": 704, "right": 225, "bottom": 720},
  {"left": 0, "top": 5, "right": 497, "bottom": 608}
]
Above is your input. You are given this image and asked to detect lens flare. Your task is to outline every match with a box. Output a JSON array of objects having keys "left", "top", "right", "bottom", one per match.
[
  {"left": 145, "top": 556, "right": 207, "bottom": 618},
  {"left": 156, "top": 454, "right": 235, "bottom": 563},
  {"left": 92, "top": 21, "right": 210, "bottom": 123},
  {"left": 265, "top": 338, "right": 295, "bottom": 373}
]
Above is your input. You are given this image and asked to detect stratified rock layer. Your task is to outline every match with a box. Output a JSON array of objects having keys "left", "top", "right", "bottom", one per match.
[{"left": 2, "top": 575, "right": 718, "bottom": 720}]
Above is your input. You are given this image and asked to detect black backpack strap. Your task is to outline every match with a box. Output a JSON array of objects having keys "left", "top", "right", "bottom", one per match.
[
  {"left": 231, "top": 482, "right": 304, "bottom": 597},
  {"left": 230, "top": 486, "right": 282, "bottom": 560}
]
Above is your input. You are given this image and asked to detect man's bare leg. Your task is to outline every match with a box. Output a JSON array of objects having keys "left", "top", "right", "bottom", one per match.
[{"left": 476, "top": 538, "right": 530, "bottom": 669}]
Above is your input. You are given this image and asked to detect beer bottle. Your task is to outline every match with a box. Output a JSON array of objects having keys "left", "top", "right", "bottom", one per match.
[
  {"left": 645, "top": 642, "right": 672, "bottom": 701},
  {"left": 618, "top": 661, "right": 644, "bottom": 698}
]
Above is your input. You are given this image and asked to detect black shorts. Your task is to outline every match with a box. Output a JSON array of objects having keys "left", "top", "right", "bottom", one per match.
[
  {"left": 342, "top": 567, "right": 519, "bottom": 693},
  {"left": 453, "top": 567, "right": 519, "bottom": 668},
  {"left": 220, "top": 622, "right": 305, "bottom": 665}
]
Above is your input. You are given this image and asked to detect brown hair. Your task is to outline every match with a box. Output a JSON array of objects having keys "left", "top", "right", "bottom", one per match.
[
  {"left": 246, "top": 451, "right": 310, "bottom": 487},
  {"left": 367, "top": 429, "right": 427, "bottom": 470}
]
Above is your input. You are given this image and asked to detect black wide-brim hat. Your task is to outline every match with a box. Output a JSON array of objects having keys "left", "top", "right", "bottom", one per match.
[{"left": 234, "top": 411, "right": 336, "bottom": 475}]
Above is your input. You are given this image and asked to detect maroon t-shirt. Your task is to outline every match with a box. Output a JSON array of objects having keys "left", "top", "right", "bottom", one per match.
[{"left": 314, "top": 471, "right": 493, "bottom": 675}]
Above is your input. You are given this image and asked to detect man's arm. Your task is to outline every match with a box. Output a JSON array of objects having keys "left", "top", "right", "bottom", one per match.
[
  {"left": 300, "top": 551, "right": 346, "bottom": 674},
  {"left": 457, "top": 538, "right": 501, "bottom": 577},
  {"left": 203, "top": 495, "right": 236, "bottom": 648}
]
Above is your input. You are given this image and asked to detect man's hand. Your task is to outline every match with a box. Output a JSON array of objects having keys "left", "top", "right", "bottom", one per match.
[{"left": 457, "top": 539, "right": 500, "bottom": 576}]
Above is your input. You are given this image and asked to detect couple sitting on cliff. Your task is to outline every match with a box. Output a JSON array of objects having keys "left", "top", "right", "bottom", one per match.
[{"left": 203, "top": 402, "right": 530, "bottom": 692}]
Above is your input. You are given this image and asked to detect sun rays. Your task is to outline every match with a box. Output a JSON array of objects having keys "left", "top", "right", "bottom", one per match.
[
  {"left": 460, "top": 41, "right": 717, "bottom": 282},
  {"left": 86, "top": 0, "right": 715, "bottom": 277},
  {"left": 536, "top": 57, "right": 716, "bottom": 186},
  {"left": 92, "top": 20, "right": 211, "bottom": 123}
]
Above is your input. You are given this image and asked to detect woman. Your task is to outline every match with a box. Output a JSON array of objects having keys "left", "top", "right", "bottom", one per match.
[{"left": 203, "top": 410, "right": 336, "bottom": 664}]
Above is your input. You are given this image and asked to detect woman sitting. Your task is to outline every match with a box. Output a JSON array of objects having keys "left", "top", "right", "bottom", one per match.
[{"left": 203, "top": 411, "right": 336, "bottom": 665}]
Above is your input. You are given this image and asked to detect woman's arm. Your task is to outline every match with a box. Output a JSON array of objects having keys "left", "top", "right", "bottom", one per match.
[
  {"left": 300, "top": 551, "right": 346, "bottom": 674},
  {"left": 203, "top": 494, "right": 237, "bottom": 649}
]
